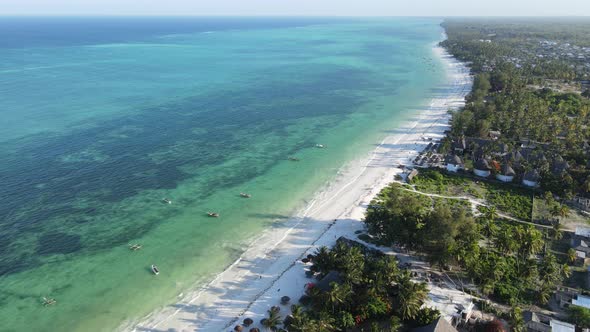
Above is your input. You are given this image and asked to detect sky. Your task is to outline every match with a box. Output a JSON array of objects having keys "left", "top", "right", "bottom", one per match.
[{"left": 1, "top": 0, "right": 590, "bottom": 16}]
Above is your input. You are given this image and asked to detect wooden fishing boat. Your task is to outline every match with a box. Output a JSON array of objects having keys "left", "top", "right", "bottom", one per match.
[
  {"left": 151, "top": 264, "right": 160, "bottom": 275},
  {"left": 42, "top": 297, "right": 56, "bottom": 306},
  {"left": 239, "top": 193, "right": 251, "bottom": 198},
  {"left": 129, "top": 244, "right": 142, "bottom": 251},
  {"left": 288, "top": 156, "right": 300, "bottom": 161}
]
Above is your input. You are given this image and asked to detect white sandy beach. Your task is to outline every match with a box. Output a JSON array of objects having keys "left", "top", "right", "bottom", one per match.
[{"left": 128, "top": 44, "right": 472, "bottom": 332}]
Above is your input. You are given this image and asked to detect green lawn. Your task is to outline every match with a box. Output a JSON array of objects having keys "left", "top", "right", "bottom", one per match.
[{"left": 410, "top": 169, "right": 533, "bottom": 220}]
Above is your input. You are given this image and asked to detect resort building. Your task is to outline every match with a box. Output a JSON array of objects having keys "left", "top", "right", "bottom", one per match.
[
  {"left": 445, "top": 154, "right": 463, "bottom": 173},
  {"left": 496, "top": 164, "right": 515, "bottom": 182},
  {"left": 523, "top": 311, "right": 576, "bottom": 332},
  {"left": 473, "top": 159, "right": 492, "bottom": 177},
  {"left": 571, "top": 227, "right": 590, "bottom": 265},
  {"left": 522, "top": 170, "right": 540, "bottom": 187},
  {"left": 572, "top": 294, "right": 590, "bottom": 310},
  {"left": 571, "top": 196, "right": 590, "bottom": 212}
]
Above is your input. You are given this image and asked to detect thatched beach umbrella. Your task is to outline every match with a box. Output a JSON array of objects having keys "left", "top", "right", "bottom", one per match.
[
  {"left": 301, "top": 258, "right": 310, "bottom": 264},
  {"left": 270, "top": 305, "right": 280, "bottom": 313},
  {"left": 280, "top": 296, "right": 290, "bottom": 305},
  {"left": 243, "top": 318, "right": 254, "bottom": 327},
  {"left": 249, "top": 328, "right": 260, "bottom": 332},
  {"left": 234, "top": 325, "right": 244, "bottom": 332}
]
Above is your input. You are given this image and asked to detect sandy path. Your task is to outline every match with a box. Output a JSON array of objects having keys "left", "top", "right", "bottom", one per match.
[{"left": 127, "top": 44, "right": 472, "bottom": 332}]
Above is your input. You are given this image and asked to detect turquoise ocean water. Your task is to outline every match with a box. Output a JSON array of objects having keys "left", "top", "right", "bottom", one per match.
[{"left": 0, "top": 17, "right": 448, "bottom": 331}]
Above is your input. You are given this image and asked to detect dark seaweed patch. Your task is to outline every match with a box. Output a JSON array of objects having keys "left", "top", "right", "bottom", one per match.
[{"left": 37, "top": 232, "right": 83, "bottom": 255}]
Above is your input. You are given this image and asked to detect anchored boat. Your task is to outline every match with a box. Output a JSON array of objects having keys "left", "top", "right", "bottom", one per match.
[{"left": 151, "top": 264, "right": 160, "bottom": 275}]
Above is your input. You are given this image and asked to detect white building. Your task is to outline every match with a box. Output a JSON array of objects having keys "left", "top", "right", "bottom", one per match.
[
  {"left": 522, "top": 170, "right": 540, "bottom": 187},
  {"left": 445, "top": 154, "right": 463, "bottom": 173},
  {"left": 496, "top": 164, "right": 515, "bottom": 182},
  {"left": 473, "top": 159, "right": 491, "bottom": 177}
]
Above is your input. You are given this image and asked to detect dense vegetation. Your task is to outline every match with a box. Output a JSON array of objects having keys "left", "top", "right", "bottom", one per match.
[
  {"left": 440, "top": 19, "right": 590, "bottom": 197},
  {"left": 275, "top": 241, "right": 439, "bottom": 332},
  {"left": 364, "top": 183, "right": 568, "bottom": 305}
]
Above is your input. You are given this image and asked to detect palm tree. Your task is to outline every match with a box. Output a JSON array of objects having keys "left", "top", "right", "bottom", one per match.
[
  {"left": 286, "top": 305, "right": 310, "bottom": 332},
  {"left": 395, "top": 271, "right": 429, "bottom": 320},
  {"left": 567, "top": 248, "right": 577, "bottom": 263},
  {"left": 326, "top": 282, "right": 352, "bottom": 313},
  {"left": 551, "top": 221, "right": 563, "bottom": 240},
  {"left": 559, "top": 205, "right": 570, "bottom": 219},
  {"left": 315, "top": 312, "right": 336, "bottom": 332},
  {"left": 517, "top": 226, "right": 543, "bottom": 259},
  {"left": 481, "top": 206, "right": 499, "bottom": 223},
  {"left": 261, "top": 308, "right": 282, "bottom": 332},
  {"left": 313, "top": 246, "right": 335, "bottom": 275}
]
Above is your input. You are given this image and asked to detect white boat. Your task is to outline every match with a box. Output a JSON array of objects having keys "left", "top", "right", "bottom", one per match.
[
  {"left": 240, "top": 193, "right": 251, "bottom": 198},
  {"left": 207, "top": 212, "right": 219, "bottom": 218},
  {"left": 151, "top": 264, "right": 160, "bottom": 275},
  {"left": 315, "top": 144, "right": 325, "bottom": 148},
  {"left": 162, "top": 198, "right": 172, "bottom": 204}
]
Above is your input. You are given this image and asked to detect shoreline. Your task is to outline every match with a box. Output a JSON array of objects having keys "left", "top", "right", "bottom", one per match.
[{"left": 127, "top": 43, "right": 472, "bottom": 332}]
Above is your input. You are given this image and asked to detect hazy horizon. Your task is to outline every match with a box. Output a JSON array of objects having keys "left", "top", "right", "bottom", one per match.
[{"left": 2, "top": 0, "right": 590, "bottom": 17}]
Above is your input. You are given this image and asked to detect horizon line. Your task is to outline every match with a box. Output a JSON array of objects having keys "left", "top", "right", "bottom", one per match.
[{"left": 1, "top": 14, "right": 589, "bottom": 18}]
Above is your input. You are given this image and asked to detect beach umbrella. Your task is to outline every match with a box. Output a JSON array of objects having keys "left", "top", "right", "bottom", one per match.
[
  {"left": 301, "top": 258, "right": 310, "bottom": 264},
  {"left": 249, "top": 329, "right": 260, "bottom": 332},
  {"left": 280, "top": 296, "right": 290, "bottom": 305},
  {"left": 234, "top": 325, "right": 244, "bottom": 332},
  {"left": 243, "top": 318, "right": 254, "bottom": 326},
  {"left": 306, "top": 254, "right": 314, "bottom": 260},
  {"left": 270, "top": 305, "right": 280, "bottom": 313}
]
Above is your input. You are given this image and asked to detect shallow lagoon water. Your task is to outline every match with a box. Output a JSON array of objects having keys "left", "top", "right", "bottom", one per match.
[{"left": 0, "top": 17, "right": 447, "bottom": 331}]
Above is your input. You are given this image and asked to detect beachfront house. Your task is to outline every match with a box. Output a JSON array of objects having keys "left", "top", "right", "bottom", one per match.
[
  {"left": 445, "top": 154, "right": 463, "bottom": 173},
  {"left": 551, "top": 156, "right": 570, "bottom": 176},
  {"left": 523, "top": 311, "right": 576, "bottom": 332},
  {"left": 571, "top": 195, "right": 590, "bottom": 212},
  {"left": 473, "top": 159, "right": 492, "bottom": 177},
  {"left": 572, "top": 294, "right": 590, "bottom": 310},
  {"left": 571, "top": 227, "right": 590, "bottom": 265},
  {"left": 496, "top": 164, "right": 516, "bottom": 182},
  {"left": 522, "top": 170, "right": 541, "bottom": 187}
]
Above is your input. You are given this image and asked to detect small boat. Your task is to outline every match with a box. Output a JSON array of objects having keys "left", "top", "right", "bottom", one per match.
[
  {"left": 288, "top": 156, "right": 300, "bottom": 161},
  {"left": 240, "top": 193, "right": 251, "bottom": 198},
  {"left": 315, "top": 144, "right": 326, "bottom": 148},
  {"left": 129, "top": 244, "right": 142, "bottom": 251},
  {"left": 207, "top": 212, "right": 219, "bottom": 218},
  {"left": 151, "top": 264, "right": 160, "bottom": 275},
  {"left": 162, "top": 198, "right": 172, "bottom": 204},
  {"left": 42, "top": 297, "right": 56, "bottom": 306}
]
